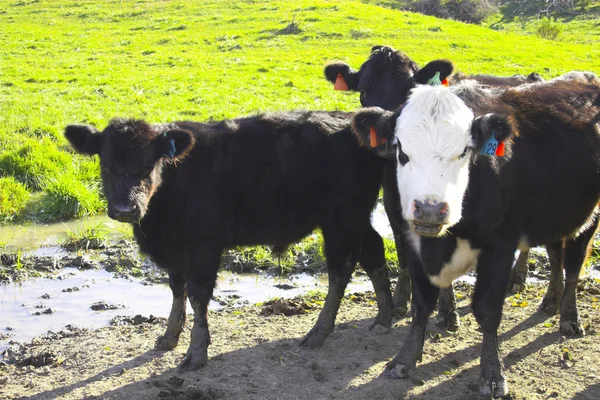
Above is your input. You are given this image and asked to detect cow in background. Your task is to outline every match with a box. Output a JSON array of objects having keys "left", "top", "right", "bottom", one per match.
[{"left": 323, "top": 45, "right": 547, "bottom": 331}]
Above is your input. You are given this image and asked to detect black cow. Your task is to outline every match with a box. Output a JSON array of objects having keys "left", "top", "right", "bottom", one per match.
[
  {"left": 64, "top": 111, "right": 394, "bottom": 370},
  {"left": 323, "top": 45, "right": 545, "bottom": 331},
  {"left": 352, "top": 60, "right": 600, "bottom": 397}
]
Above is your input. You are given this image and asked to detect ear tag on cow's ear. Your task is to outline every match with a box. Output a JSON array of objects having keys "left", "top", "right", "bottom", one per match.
[
  {"left": 369, "top": 126, "right": 386, "bottom": 148},
  {"left": 161, "top": 133, "right": 176, "bottom": 158},
  {"left": 441, "top": 78, "right": 449, "bottom": 86},
  {"left": 334, "top": 73, "right": 349, "bottom": 91},
  {"left": 480, "top": 131, "right": 504, "bottom": 157},
  {"left": 427, "top": 71, "right": 442, "bottom": 86}
]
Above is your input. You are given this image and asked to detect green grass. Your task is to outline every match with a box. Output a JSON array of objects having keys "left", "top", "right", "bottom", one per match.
[
  {"left": 62, "top": 222, "right": 111, "bottom": 251},
  {"left": 0, "top": 0, "right": 598, "bottom": 224}
]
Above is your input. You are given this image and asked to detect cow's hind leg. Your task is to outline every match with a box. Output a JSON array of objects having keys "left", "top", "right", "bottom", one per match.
[
  {"left": 508, "top": 249, "right": 529, "bottom": 293},
  {"left": 540, "top": 241, "right": 565, "bottom": 314},
  {"left": 155, "top": 269, "right": 187, "bottom": 351},
  {"left": 360, "top": 225, "right": 394, "bottom": 330},
  {"left": 560, "top": 214, "right": 599, "bottom": 336},
  {"left": 436, "top": 285, "right": 459, "bottom": 332},
  {"left": 300, "top": 228, "right": 356, "bottom": 349},
  {"left": 179, "top": 243, "right": 222, "bottom": 371}
]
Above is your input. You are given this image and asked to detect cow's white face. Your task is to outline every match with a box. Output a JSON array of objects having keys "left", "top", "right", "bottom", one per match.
[{"left": 394, "top": 85, "right": 474, "bottom": 237}]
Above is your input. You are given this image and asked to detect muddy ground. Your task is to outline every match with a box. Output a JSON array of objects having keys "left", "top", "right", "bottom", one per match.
[{"left": 1, "top": 281, "right": 599, "bottom": 400}]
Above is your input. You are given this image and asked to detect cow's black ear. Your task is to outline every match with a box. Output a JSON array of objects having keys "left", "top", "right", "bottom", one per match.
[
  {"left": 324, "top": 62, "right": 360, "bottom": 90},
  {"left": 471, "top": 113, "right": 514, "bottom": 153},
  {"left": 414, "top": 59, "right": 454, "bottom": 85},
  {"left": 352, "top": 107, "right": 398, "bottom": 158},
  {"left": 64, "top": 124, "right": 102, "bottom": 155},
  {"left": 159, "top": 129, "right": 195, "bottom": 161}
]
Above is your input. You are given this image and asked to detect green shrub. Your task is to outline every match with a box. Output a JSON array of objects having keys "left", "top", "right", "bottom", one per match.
[
  {"left": 0, "top": 177, "right": 30, "bottom": 222},
  {"left": 537, "top": 17, "right": 564, "bottom": 40}
]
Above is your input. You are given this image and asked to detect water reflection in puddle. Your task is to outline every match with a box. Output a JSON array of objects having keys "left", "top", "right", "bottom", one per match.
[{"left": 0, "top": 268, "right": 373, "bottom": 356}]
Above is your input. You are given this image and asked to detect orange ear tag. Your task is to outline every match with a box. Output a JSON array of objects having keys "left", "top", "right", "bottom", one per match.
[
  {"left": 334, "top": 73, "right": 349, "bottom": 91},
  {"left": 441, "top": 79, "right": 449, "bottom": 87},
  {"left": 369, "top": 126, "right": 386, "bottom": 148},
  {"left": 495, "top": 141, "right": 505, "bottom": 156}
]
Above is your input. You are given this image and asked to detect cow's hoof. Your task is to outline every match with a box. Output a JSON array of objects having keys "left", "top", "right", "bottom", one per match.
[
  {"left": 369, "top": 323, "right": 390, "bottom": 334},
  {"left": 383, "top": 362, "right": 411, "bottom": 379},
  {"left": 436, "top": 312, "right": 460, "bottom": 332},
  {"left": 479, "top": 376, "right": 509, "bottom": 398},
  {"left": 540, "top": 296, "right": 560, "bottom": 315},
  {"left": 370, "top": 313, "right": 392, "bottom": 331},
  {"left": 155, "top": 334, "right": 179, "bottom": 351},
  {"left": 560, "top": 319, "right": 585, "bottom": 336},
  {"left": 393, "top": 304, "right": 409, "bottom": 319},
  {"left": 178, "top": 348, "right": 208, "bottom": 371},
  {"left": 299, "top": 326, "right": 331, "bottom": 349},
  {"left": 508, "top": 282, "right": 525, "bottom": 294}
]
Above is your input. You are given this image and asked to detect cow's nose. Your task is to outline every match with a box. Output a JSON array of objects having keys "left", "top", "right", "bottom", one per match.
[
  {"left": 111, "top": 203, "right": 138, "bottom": 222},
  {"left": 413, "top": 200, "right": 448, "bottom": 224}
]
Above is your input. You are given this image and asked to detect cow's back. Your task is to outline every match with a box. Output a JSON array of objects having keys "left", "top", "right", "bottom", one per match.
[
  {"left": 144, "top": 111, "right": 385, "bottom": 249},
  {"left": 502, "top": 81, "right": 600, "bottom": 244}
]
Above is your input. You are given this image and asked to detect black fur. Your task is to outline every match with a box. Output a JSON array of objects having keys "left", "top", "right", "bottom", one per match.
[
  {"left": 64, "top": 110, "right": 394, "bottom": 370},
  {"left": 357, "top": 78, "right": 600, "bottom": 397}
]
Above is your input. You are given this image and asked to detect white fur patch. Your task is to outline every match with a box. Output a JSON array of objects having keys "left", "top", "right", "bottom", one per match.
[
  {"left": 428, "top": 239, "right": 480, "bottom": 288},
  {"left": 394, "top": 85, "right": 474, "bottom": 229}
]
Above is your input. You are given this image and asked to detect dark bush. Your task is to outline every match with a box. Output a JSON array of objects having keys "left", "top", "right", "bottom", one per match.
[{"left": 407, "top": 0, "right": 498, "bottom": 24}]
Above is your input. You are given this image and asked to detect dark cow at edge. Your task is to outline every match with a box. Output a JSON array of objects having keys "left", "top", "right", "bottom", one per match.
[
  {"left": 352, "top": 60, "right": 600, "bottom": 397},
  {"left": 323, "top": 45, "right": 545, "bottom": 331},
  {"left": 64, "top": 111, "right": 394, "bottom": 370}
]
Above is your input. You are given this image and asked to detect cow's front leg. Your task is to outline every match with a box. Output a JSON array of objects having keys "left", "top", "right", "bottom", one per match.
[
  {"left": 156, "top": 269, "right": 187, "bottom": 351},
  {"left": 385, "top": 255, "right": 438, "bottom": 378},
  {"left": 473, "top": 244, "right": 515, "bottom": 398},
  {"left": 179, "top": 243, "right": 222, "bottom": 371}
]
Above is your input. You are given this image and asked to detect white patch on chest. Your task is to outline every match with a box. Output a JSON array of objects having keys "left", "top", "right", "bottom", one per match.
[{"left": 428, "top": 239, "right": 480, "bottom": 288}]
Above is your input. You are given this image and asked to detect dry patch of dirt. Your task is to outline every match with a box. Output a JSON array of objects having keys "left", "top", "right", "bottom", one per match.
[{"left": 0, "top": 283, "right": 599, "bottom": 400}]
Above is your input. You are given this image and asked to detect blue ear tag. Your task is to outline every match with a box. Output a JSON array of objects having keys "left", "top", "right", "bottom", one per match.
[
  {"left": 162, "top": 133, "right": 176, "bottom": 158},
  {"left": 427, "top": 71, "right": 442, "bottom": 86},
  {"left": 480, "top": 130, "right": 499, "bottom": 156}
]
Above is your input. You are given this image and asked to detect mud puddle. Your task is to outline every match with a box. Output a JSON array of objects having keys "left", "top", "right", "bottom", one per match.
[{"left": 0, "top": 268, "right": 373, "bottom": 357}]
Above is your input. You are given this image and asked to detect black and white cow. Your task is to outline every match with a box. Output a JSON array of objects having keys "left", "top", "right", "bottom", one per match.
[
  {"left": 324, "top": 45, "right": 545, "bottom": 331},
  {"left": 64, "top": 111, "right": 394, "bottom": 370},
  {"left": 352, "top": 61, "right": 600, "bottom": 397}
]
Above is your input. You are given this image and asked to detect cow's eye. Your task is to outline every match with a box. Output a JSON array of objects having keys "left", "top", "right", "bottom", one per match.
[
  {"left": 397, "top": 147, "right": 409, "bottom": 166},
  {"left": 457, "top": 147, "right": 469, "bottom": 160}
]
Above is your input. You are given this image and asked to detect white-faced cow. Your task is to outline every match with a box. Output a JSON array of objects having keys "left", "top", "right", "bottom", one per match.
[
  {"left": 64, "top": 111, "right": 394, "bottom": 370},
  {"left": 324, "top": 45, "right": 546, "bottom": 332},
  {"left": 352, "top": 61, "right": 600, "bottom": 397}
]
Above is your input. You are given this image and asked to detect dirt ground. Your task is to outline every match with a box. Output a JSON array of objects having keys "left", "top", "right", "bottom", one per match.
[{"left": 1, "top": 282, "right": 599, "bottom": 400}]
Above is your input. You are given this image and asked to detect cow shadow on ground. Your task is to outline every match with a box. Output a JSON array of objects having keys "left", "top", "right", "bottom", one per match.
[
  {"left": 14, "top": 303, "right": 575, "bottom": 400},
  {"left": 573, "top": 384, "right": 600, "bottom": 400}
]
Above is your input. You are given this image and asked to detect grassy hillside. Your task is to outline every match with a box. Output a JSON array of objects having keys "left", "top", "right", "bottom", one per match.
[{"left": 0, "top": 0, "right": 599, "bottom": 223}]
